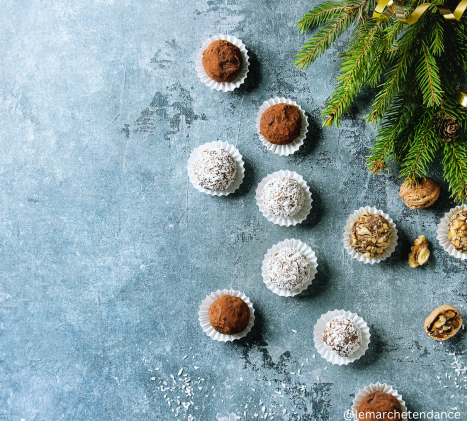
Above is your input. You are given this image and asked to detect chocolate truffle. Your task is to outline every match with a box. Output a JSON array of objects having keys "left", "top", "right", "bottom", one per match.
[
  {"left": 209, "top": 295, "right": 250, "bottom": 335},
  {"left": 268, "top": 247, "right": 310, "bottom": 290},
  {"left": 202, "top": 40, "right": 243, "bottom": 83},
  {"left": 357, "top": 391, "right": 402, "bottom": 421},
  {"left": 261, "top": 177, "right": 305, "bottom": 218},
  {"left": 322, "top": 316, "right": 362, "bottom": 358},
  {"left": 350, "top": 212, "right": 393, "bottom": 258},
  {"left": 260, "top": 104, "right": 302, "bottom": 145},
  {"left": 447, "top": 209, "right": 467, "bottom": 252},
  {"left": 193, "top": 148, "right": 236, "bottom": 191}
]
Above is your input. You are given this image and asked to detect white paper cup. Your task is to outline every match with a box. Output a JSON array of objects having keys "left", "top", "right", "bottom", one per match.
[
  {"left": 255, "top": 170, "right": 312, "bottom": 226},
  {"left": 437, "top": 204, "right": 467, "bottom": 260},
  {"left": 195, "top": 34, "right": 249, "bottom": 92},
  {"left": 187, "top": 141, "right": 244, "bottom": 196},
  {"left": 261, "top": 239, "right": 318, "bottom": 297},
  {"left": 255, "top": 97, "right": 309, "bottom": 156},
  {"left": 351, "top": 382, "right": 408, "bottom": 420},
  {"left": 343, "top": 206, "right": 398, "bottom": 264},
  {"left": 198, "top": 289, "right": 255, "bottom": 342},
  {"left": 313, "top": 309, "right": 370, "bottom": 366}
]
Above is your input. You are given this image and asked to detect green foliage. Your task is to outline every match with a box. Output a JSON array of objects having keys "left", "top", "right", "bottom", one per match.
[{"left": 296, "top": 0, "right": 467, "bottom": 202}]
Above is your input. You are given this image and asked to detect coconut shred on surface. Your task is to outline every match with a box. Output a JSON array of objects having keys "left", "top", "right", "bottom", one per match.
[{"left": 193, "top": 149, "right": 236, "bottom": 191}]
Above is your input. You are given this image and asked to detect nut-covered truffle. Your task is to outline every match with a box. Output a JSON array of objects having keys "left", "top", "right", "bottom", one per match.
[
  {"left": 350, "top": 213, "right": 393, "bottom": 258},
  {"left": 260, "top": 104, "right": 302, "bottom": 145},
  {"left": 357, "top": 391, "right": 402, "bottom": 421},
  {"left": 202, "top": 40, "right": 243, "bottom": 83},
  {"left": 424, "top": 305, "right": 462, "bottom": 341},
  {"left": 399, "top": 178, "right": 440, "bottom": 209},
  {"left": 447, "top": 209, "right": 467, "bottom": 253},
  {"left": 408, "top": 235, "right": 430, "bottom": 268},
  {"left": 322, "top": 316, "right": 362, "bottom": 358},
  {"left": 261, "top": 177, "right": 305, "bottom": 218},
  {"left": 193, "top": 148, "right": 236, "bottom": 191},
  {"left": 209, "top": 295, "right": 250, "bottom": 335},
  {"left": 267, "top": 247, "right": 311, "bottom": 290}
]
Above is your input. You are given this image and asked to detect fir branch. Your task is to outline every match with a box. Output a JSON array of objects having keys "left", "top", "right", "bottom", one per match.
[
  {"left": 296, "top": 0, "right": 359, "bottom": 32},
  {"left": 365, "top": 30, "right": 416, "bottom": 124},
  {"left": 367, "top": 88, "right": 414, "bottom": 173},
  {"left": 399, "top": 112, "right": 441, "bottom": 182},
  {"left": 321, "top": 19, "right": 383, "bottom": 127},
  {"left": 415, "top": 40, "right": 443, "bottom": 107},
  {"left": 294, "top": 9, "right": 360, "bottom": 69},
  {"left": 443, "top": 140, "right": 467, "bottom": 201},
  {"left": 365, "top": 21, "right": 404, "bottom": 88}
]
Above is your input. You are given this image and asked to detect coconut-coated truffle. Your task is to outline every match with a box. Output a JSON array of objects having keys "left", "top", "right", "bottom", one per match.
[
  {"left": 261, "top": 177, "right": 305, "bottom": 218},
  {"left": 268, "top": 247, "right": 310, "bottom": 290},
  {"left": 322, "top": 316, "right": 362, "bottom": 358},
  {"left": 193, "top": 148, "right": 236, "bottom": 191}
]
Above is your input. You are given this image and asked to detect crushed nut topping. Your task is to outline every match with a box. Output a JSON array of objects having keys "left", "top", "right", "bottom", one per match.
[
  {"left": 349, "top": 212, "right": 393, "bottom": 258},
  {"left": 447, "top": 210, "right": 467, "bottom": 253}
]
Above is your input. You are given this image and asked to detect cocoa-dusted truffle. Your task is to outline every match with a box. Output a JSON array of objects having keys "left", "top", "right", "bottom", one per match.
[
  {"left": 322, "top": 316, "right": 362, "bottom": 357},
  {"left": 261, "top": 177, "right": 305, "bottom": 218},
  {"left": 260, "top": 104, "right": 302, "bottom": 145},
  {"left": 357, "top": 391, "right": 402, "bottom": 421},
  {"left": 350, "top": 212, "right": 393, "bottom": 258},
  {"left": 209, "top": 295, "right": 250, "bottom": 335},
  {"left": 447, "top": 209, "right": 467, "bottom": 252},
  {"left": 202, "top": 40, "right": 243, "bottom": 83},
  {"left": 268, "top": 247, "right": 310, "bottom": 290},
  {"left": 193, "top": 148, "right": 236, "bottom": 191}
]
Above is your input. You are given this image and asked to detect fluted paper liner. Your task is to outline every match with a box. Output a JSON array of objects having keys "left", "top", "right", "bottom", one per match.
[
  {"left": 255, "top": 97, "right": 309, "bottom": 156},
  {"left": 187, "top": 141, "right": 244, "bottom": 196},
  {"left": 262, "top": 239, "right": 318, "bottom": 297},
  {"left": 313, "top": 309, "right": 370, "bottom": 366},
  {"left": 351, "top": 382, "right": 408, "bottom": 420},
  {"left": 437, "top": 204, "right": 467, "bottom": 260},
  {"left": 198, "top": 289, "right": 255, "bottom": 342},
  {"left": 343, "top": 206, "right": 398, "bottom": 264},
  {"left": 255, "top": 170, "right": 312, "bottom": 226},
  {"left": 195, "top": 34, "right": 249, "bottom": 92}
]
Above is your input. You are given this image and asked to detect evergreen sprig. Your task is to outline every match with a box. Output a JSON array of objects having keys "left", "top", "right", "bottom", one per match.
[{"left": 296, "top": 0, "right": 467, "bottom": 202}]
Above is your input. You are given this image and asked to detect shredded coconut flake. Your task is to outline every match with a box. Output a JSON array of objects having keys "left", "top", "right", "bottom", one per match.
[
  {"left": 261, "top": 177, "right": 304, "bottom": 217},
  {"left": 268, "top": 247, "right": 310, "bottom": 290},
  {"left": 193, "top": 148, "right": 236, "bottom": 191},
  {"left": 322, "top": 316, "right": 362, "bottom": 357}
]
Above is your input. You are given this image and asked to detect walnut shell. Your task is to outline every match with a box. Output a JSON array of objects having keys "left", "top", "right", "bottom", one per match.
[
  {"left": 424, "top": 305, "right": 462, "bottom": 341},
  {"left": 399, "top": 178, "right": 441, "bottom": 209}
]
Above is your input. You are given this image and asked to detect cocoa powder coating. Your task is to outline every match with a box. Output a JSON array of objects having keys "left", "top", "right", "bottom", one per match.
[
  {"left": 202, "top": 40, "right": 243, "bottom": 83},
  {"left": 260, "top": 104, "right": 302, "bottom": 145},
  {"left": 209, "top": 295, "right": 250, "bottom": 335},
  {"left": 357, "top": 391, "right": 402, "bottom": 421}
]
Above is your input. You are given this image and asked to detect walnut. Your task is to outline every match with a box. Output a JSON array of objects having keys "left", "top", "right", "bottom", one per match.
[
  {"left": 399, "top": 178, "right": 441, "bottom": 209},
  {"left": 408, "top": 235, "right": 430, "bottom": 268},
  {"left": 424, "top": 305, "right": 462, "bottom": 341},
  {"left": 447, "top": 210, "right": 467, "bottom": 252}
]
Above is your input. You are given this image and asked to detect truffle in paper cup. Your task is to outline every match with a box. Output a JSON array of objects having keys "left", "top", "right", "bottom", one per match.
[
  {"left": 198, "top": 289, "right": 255, "bottom": 342},
  {"left": 343, "top": 206, "right": 398, "bottom": 264},
  {"left": 256, "top": 97, "right": 309, "bottom": 156},
  {"left": 262, "top": 238, "right": 318, "bottom": 297},
  {"left": 187, "top": 141, "right": 244, "bottom": 196},
  {"left": 255, "top": 170, "right": 312, "bottom": 226},
  {"left": 195, "top": 34, "right": 249, "bottom": 92},
  {"left": 437, "top": 204, "right": 467, "bottom": 260},
  {"left": 313, "top": 309, "right": 370, "bottom": 366},
  {"left": 351, "top": 382, "right": 408, "bottom": 420}
]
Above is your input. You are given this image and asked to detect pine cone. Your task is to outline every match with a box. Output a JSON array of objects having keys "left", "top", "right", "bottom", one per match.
[{"left": 436, "top": 116, "right": 460, "bottom": 143}]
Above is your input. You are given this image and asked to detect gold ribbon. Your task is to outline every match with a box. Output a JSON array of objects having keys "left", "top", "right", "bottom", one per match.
[
  {"left": 459, "top": 93, "right": 467, "bottom": 107},
  {"left": 373, "top": 0, "right": 467, "bottom": 24}
]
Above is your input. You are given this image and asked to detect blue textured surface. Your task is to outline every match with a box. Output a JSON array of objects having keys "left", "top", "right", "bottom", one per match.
[{"left": 0, "top": 1, "right": 466, "bottom": 420}]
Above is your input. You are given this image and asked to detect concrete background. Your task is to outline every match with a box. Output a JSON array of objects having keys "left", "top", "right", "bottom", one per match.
[{"left": 1, "top": 1, "right": 466, "bottom": 420}]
